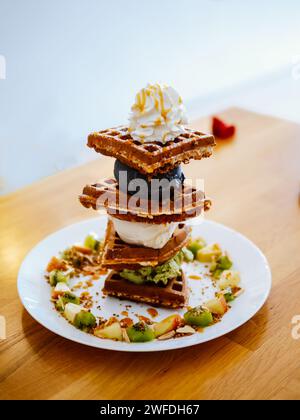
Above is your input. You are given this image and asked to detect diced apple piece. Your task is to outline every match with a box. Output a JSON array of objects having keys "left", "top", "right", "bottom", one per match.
[
  {"left": 52, "top": 282, "right": 71, "bottom": 299},
  {"left": 55, "top": 292, "right": 80, "bottom": 311},
  {"left": 218, "top": 270, "right": 240, "bottom": 290},
  {"left": 153, "top": 314, "right": 182, "bottom": 338},
  {"left": 64, "top": 302, "right": 83, "bottom": 323},
  {"left": 205, "top": 296, "right": 228, "bottom": 315},
  {"left": 94, "top": 322, "right": 123, "bottom": 341},
  {"left": 187, "top": 237, "right": 206, "bottom": 257},
  {"left": 196, "top": 244, "right": 222, "bottom": 262}
]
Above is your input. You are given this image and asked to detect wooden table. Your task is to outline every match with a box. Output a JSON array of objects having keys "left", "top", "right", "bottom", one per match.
[{"left": 1, "top": 108, "right": 300, "bottom": 400}]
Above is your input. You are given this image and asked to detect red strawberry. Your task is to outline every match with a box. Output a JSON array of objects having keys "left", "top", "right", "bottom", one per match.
[{"left": 212, "top": 117, "right": 236, "bottom": 139}]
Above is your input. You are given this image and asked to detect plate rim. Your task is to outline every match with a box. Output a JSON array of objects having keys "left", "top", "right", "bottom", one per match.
[{"left": 17, "top": 217, "right": 272, "bottom": 352}]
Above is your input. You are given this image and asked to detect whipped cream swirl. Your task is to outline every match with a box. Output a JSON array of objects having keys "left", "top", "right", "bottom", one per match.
[{"left": 128, "top": 83, "right": 188, "bottom": 144}]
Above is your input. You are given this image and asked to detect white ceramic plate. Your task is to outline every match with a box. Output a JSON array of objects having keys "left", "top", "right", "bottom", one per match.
[{"left": 18, "top": 217, "right": 271, "bottom": 352}]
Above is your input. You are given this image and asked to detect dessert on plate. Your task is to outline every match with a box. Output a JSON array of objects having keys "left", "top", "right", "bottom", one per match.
[
  {"left": 43, "top": 87, "right": 245, "bottom": 343},
  {"left": 79, "top": 83, "right": 216, "bottom": 308}
]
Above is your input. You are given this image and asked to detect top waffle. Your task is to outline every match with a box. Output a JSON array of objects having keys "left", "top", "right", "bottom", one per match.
[{"left": 87, "top": 126, "right": 215, "bottom": 176}]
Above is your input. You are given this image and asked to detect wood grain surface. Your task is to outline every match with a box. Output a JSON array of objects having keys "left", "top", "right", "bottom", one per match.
[{"left": 1, "top": 108, "right": 300, "bottom": 400}]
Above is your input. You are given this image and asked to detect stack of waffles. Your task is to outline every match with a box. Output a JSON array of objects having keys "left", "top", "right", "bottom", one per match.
[{"left": 79, "top": 84, "right": 215, "bottom": 308}]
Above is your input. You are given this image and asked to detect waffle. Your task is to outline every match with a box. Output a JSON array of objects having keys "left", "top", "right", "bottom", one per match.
[
  {"left": 87, "top": 126, "right": 215, "bottom": 176},
  {"left": 103, "top": 270, "right": 187, "bottom": 308},
  {"left": 79, "top": 178, "right": 211, "bottom": 224},
  {"left": 102, "top": 220, "right": 191, "bottom": 270}
]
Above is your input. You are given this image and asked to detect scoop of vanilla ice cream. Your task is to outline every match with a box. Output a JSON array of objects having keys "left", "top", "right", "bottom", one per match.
[
  {"left": 128, "top": 83, "right": 188, "bottom": 144},
  {"left": 111, "top": 217, "right": 177, "bottom": 249}
]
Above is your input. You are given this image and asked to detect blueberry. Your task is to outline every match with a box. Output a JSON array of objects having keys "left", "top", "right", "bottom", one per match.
[{"left": 114, "top": 160, "right": 185, "bottom": 199}]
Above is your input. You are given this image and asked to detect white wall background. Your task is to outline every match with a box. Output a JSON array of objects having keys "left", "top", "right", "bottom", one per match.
[{"left": 1, "top": 0, "right": 300, "bottom": 194}]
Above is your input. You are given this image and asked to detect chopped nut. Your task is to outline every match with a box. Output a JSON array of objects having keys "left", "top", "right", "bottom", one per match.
[
  {"left": 233, "top": 288, "right": 244, "bottom": 297},
  {"left": 157, "top": 330, "right": 175, "bottom": 340},
  {"left": 106, "top": 316, "right": 119, "bottom": 327},
  {"left": 46, "top": 256, "right": 67, "bottom": 272},
  {"left": 73, "top": 245, "right": 93, "bottom": 255},
  {"left": 176, "top": 325, "right": 196, "bottom": 334},
  {"left": 121, "top": 328, "right": 130, "bottom": 343},
  {"left": 137, "top": 315, "right": 152, "bottom": 325}
]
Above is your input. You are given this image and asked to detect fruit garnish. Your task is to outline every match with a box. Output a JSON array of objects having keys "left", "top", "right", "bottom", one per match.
[
  {"left": 205, "top": 295, "right": 228, "bottom": 315},
  {"left": 184, "top": 306, "right": 213, "bottom": 327},
  {"left": 74, "top": 311, "right": 96, "bottom": 330},
  {"left": 218, "top": 270, "right": 240, "bottom": 290},
  {"left": 84, "top": 233, "right": 101, "bottom": 251},
  {"left": 223, "top": 292, "right": 235, "bottom": 303},
  {"left": 49, "top": 270, "right": 69, "bottom": 287},
  {"left": 212, "top": 117, "right": 236, "bottom": 139},
  {"left": 55, "top": 292, "right": 80, "bottom": 311},
  {"left": 51, "top": 282, "right": 71, "bottom": 299},
  {"left": 153, "top": 314, "right": 182, "bottom": 338},
  {"left": 187, "top": 237, "right": 207, "bottom": 257},
  {"left": 196, "top": 244, "right": 222, "bottom": 263},
  {"left": 210, "top": 254, "right": 233, "bottom": 279},
  {"left": 94, "top": 322, "right": 123, "bottom": 341},
  {"left": 45, "top": 232, "right": 243, "bottom": 344},
  {"left": 126, "top": 322, "right": 155, "bottom": 342},
  {"left": 64, "top": 302, "right": 82, "bottom": 323}
]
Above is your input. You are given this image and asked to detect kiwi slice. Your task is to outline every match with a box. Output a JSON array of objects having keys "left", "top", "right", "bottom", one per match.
[
  {"left": 55, "top": 292, "right": 80, "bottom": 311},
  {"left": 49, "top": 270, "right": 68, "bottom": 287},
  {"left": 74, "top": 311, "right": 96, "bottom": 330},
  {"left": 187, "top": 238, "right": 207, "bottom": 257},
  {"left": 126, "top": 322, "right": 155, "bottom": 342},
  {"left": 184, "top": 306, "right": 213, "bottom": 327},
  {"left": 84, "top": 234, "right": 101, "bottom": 251}
]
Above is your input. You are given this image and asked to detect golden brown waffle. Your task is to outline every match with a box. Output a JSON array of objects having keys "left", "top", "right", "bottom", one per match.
[
  {"left": 102, "top": 220, "right": 191, "bottom": 270},
  {"left": 87, "top": 126, "right": 215, "bottom": 176},
  {"left": 79, "top": 178, "right": 211, "bottom": 224},
  {"left": 103, "top": 270, "right": 187, "bottom": 308}
]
